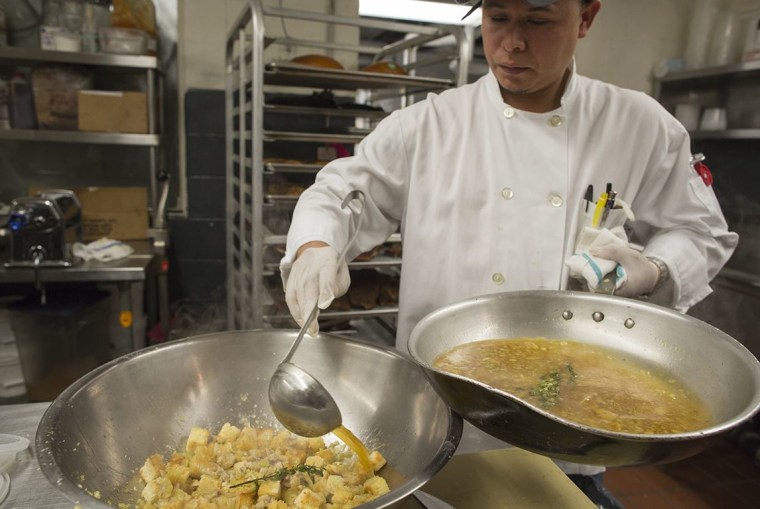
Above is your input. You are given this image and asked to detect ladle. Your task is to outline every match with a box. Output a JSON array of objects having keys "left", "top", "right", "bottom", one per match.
[{"left": 269, "top": 190, "right": 365, "bottom": 437}]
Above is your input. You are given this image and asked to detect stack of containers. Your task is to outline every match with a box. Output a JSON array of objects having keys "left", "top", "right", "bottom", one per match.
[{"left": 0, "top": 302, "right": 27, "bottom": 403}]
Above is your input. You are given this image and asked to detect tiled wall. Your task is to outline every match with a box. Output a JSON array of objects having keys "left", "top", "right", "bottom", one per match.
[{"left": 168, "top": 89, "right": 227, "bottom": 329}]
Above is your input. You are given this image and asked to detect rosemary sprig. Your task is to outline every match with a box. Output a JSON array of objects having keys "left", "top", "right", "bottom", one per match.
[
  {"left": 229, "top": 464, "right": 325, "bottom": 489},
  {"left": 530, "top": 363, "right": 576, "bottom": 408}
]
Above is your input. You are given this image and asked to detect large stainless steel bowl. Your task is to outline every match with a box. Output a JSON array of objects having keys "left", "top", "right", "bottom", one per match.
[
  {"left": 408, "top": 290, "right": 760, "bottom": 467},
  {"left": 36, "top": 330, "right": 462, "bottom": 508}
]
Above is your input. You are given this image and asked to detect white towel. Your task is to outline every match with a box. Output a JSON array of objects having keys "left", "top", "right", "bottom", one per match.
[
  {"left": 565, "top": 226, "right": 628, "bottom": 292},
  {"left": 73, "top": 238, "right": 134, "bottom": 262}
]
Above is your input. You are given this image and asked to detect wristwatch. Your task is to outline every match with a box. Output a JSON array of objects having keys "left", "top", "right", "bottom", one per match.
[{"left": 647, "top": 257, "right": 669, "bottom": 289}]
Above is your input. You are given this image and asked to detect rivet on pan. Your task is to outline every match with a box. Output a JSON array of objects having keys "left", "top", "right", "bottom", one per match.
[
  {"left": 562, "top": 310, "right": 573, "bottom": 320},
  {"left": 592, "top": 311, "right": 604, "bottom": 322},
  {"left": 624, "top": 318, "right": 635, "bottom": 329}
]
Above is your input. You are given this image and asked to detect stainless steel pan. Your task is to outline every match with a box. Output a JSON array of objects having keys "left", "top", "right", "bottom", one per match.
[
  {"left": 36, "top": 330, "right": 462, "bottom": 508},
  {"left": 407, "top": 290, "right": 760, "bottom": 467}
]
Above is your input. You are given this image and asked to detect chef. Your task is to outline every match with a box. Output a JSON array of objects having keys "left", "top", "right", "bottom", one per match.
[{"left": 279, "top": 0, "right": 738, "bottom": 506}]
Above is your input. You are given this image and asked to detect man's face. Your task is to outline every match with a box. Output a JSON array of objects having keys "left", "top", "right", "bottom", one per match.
[{"left": 480, "top": 0, "right": 599, "bottom": 109}]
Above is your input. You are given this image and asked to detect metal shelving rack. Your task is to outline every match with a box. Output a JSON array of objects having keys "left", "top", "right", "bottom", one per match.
[
  {"left": 0, "top": 47, "right": 165, "bottom": 212},
  {"left": 226, "top": 0, "right": 473, "bottom": 330},
  {"left": 655, "top": 58, "right": 760, "bottom": 297},
  {"left": 654, "top": 58, "right": 760, "bottom": 141},
  {"left": 0, "top": 45, "right": 170, "bottom": 333}
]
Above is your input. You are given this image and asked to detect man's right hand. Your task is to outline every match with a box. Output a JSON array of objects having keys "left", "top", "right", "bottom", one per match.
[{"left": 284, "top": 243, "right": 350, "bottom": 336}]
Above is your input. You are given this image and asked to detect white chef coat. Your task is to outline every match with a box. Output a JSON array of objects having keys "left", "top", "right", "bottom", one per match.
[{"left": 282, "top": 65, "right": 738, "bottom": 354}]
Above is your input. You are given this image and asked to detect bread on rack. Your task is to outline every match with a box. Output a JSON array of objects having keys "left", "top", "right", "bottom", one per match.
[
  {"left": 354, "top": 246, "right": 382, "bottom": 262},
  {"left": 263, "top": 157, "right": 304, "bottom": 165},
  {"left": 360, "top": 61, "right": 408, "bottom": 75},
  {"left": 384, "top": 243, "right": 402, "bottom": 258},
  {"left": 267, "top": 175, "right": 307, "bottom": 196},
  {"left": 378, "top": 273, "right": 400, "bottom": 307},
  {"left": 328, "top": 295, "right": 351, "bottom": 312},
  {"left": 290, "top": 54, "right": 344, "bottom": 70},
  {"left": 347, "top": 269, "right": 380, "bottom": 310}
]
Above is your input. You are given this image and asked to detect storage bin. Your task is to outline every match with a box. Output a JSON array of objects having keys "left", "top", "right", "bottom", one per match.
[
  {"left": 99, "top": 27, "right": 151, "bottom": 55},
  {"left": 32, "top": 65, "right": 93, "bottom": 130},
  {"left": 0, "top": 306, "right": 26, "bottom": 402},
  {"left": 9, "top": 290, "right": 110, "bottom": 402},
  {"left": 0, "top": 354, "right": 26, "bottom": 400}
]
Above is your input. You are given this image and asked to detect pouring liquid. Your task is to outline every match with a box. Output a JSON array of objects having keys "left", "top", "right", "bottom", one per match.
[{"left": 333, "top": 425, "right": 372, "bottom": 470}]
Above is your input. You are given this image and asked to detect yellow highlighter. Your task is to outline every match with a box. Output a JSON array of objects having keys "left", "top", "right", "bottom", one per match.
[{"left": 591, "top": 192, "right": 608, "bottom": 228}]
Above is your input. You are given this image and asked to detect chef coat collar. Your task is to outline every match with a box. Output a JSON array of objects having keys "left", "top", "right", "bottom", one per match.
[{"left": 486, "top": 58, "right": 580, "bottom": 113}]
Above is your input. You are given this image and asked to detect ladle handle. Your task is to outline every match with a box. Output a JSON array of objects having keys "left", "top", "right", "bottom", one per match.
[{"left": 282, "top": 190, "right": 366, "bottom": 363}]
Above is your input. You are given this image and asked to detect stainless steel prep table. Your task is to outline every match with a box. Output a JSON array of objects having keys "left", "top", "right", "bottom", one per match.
[
  {"left": 0, "top": 402, "right": 595, "bottom": 509},
  {"left": 0, "top": 240, "right": 160, "bottom": 356}
]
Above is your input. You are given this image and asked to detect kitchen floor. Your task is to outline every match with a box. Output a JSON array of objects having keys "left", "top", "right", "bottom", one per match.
[{"left": 605, "top": 421, "right": 760, "bottom": 509}]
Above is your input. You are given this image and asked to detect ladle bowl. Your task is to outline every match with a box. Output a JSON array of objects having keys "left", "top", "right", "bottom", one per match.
[{"left": 268, "top": 361, "right": 342, "bottom": 437}]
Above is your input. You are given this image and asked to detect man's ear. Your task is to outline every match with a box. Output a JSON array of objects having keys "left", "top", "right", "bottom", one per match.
[{"left": 578, "top": 0, "right": 602, "bottom": 39}]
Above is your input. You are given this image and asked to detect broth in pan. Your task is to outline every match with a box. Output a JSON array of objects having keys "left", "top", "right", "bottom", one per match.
[{"left": 433, "top": 338, "right": 712, "bottom": 434}]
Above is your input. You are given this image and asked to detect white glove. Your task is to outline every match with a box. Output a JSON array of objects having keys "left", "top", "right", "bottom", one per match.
[
  {"left": 284, "top": 246, "right": 350, "bottom": 336},
  {"left": 590, "top": 244, "right": 660, "bottom": 297}
]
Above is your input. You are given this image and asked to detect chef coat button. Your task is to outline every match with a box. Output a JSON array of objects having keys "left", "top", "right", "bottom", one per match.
[
  {"left": 500, "top": 187, "right": 514, "bottom": 200},
  {"left": 550, "top": 115, "right": 562, "bottom": 127},
  {"left": 492, "top": 273, "right": 505, "bottom": 285},
  {"left": 503, "top": 107, "right": 516, "bottom": 119},
  {"left": 549, "top": 195, "right": 564, "bottom": 207}
]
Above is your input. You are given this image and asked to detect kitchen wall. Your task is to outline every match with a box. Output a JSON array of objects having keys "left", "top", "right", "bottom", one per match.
[{"left": 574, "top": 0, "right": 690, "bottom": 93}]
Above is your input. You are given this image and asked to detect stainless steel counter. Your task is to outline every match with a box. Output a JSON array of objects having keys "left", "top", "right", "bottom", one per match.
[
  {"left": 0, "top": 402, "right": 569, "bottom": 509},
  {"left": 0, "top": 241, "right": 159, "bottom": 355},
  {"left": 0, "top": 241, "right": 155, "bottom": 283}
]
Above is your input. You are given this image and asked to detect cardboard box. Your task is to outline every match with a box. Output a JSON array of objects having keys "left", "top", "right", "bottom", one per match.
[
  {"left": 76, "top": 187, "right": 149, "bottom": 241},
  {"left": 30, "top": 187, "right": 149, "bottom": 241},
  {"left": 77, "top": 90, "right": 148, "bottom": 134}
]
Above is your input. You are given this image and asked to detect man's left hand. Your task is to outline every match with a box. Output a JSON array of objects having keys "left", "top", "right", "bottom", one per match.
[{"left": 590, "top": 245, "right": 660, "bottom": 297}]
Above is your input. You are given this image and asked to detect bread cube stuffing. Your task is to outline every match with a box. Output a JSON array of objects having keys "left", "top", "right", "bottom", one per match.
[
  {"left": 369, "top": 451, "right": 386, "bottom": 472},
  {"left": 142, "top": 477, "right": 173, "bottom": 503},
  {"left": 196, "top": 474, "right": 221, "bottom": 495},
  {"left": 304, "top": 455, "right": 326, "bottom": 469},
  {"left": 140, "top": 454, "right": 165, "bottom": 483},
  {"left": 293, "top": 487, "right": 325, "bottom": 508},
  {"left": 217, "top": 423, "right": 242, "bottom": 443},
  {"left": 363, "top": 475, "right": 389, "bottom": 496},
  {"left": 133, "top": 423, "right": 388, "bottom": 509},
  {"left": 186, "top": 427, "right": 211, "bottom": 451},
  {"left": 257, "top": 480, "right": 282, "bottom": 499}
]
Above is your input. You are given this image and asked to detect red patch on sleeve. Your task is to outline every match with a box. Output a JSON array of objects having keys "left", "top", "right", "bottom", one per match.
[{"left": 694, "top": 161, "right": 713, "bottom": 186}]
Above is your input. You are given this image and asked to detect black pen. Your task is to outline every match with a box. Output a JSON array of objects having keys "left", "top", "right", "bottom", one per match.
[
  {"left": 601, "top": 189, "right": 616, "bottom": 227},
  {"left": 584, "top": 185, "right": 594, "bottom": 212}
]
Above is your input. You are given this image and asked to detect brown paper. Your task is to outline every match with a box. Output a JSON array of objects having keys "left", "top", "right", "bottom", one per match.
[{"left": 396, "top": 448, "right": 596, "bottom": 509}]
